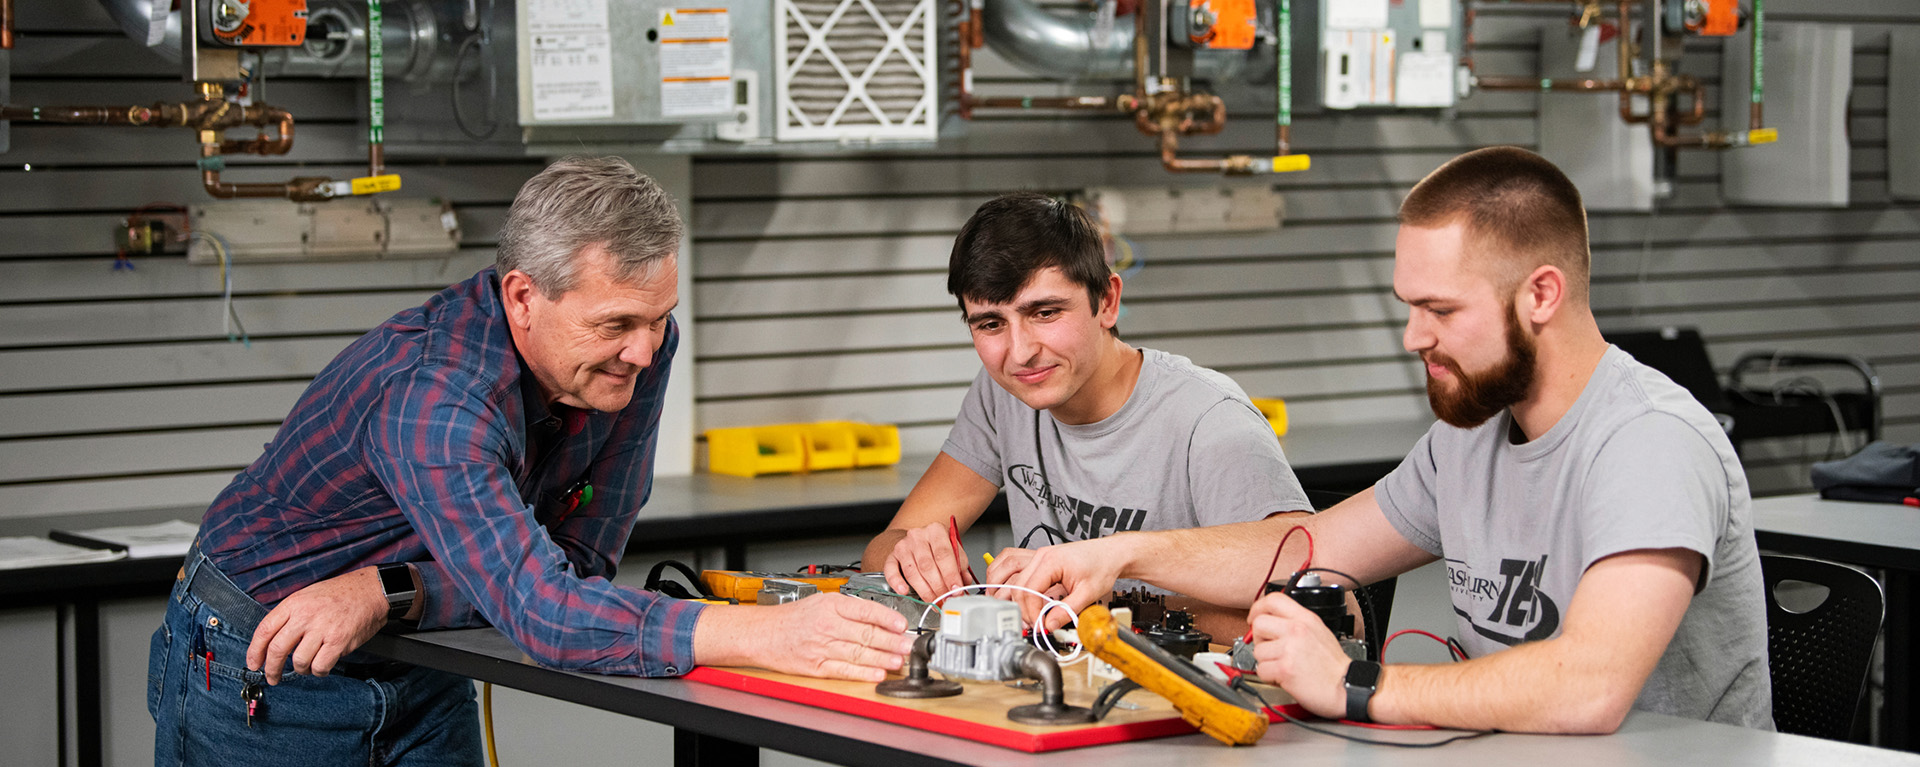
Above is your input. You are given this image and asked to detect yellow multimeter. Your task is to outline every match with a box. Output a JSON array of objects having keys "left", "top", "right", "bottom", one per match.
[{"left": 1077, "top": 604, "right": 1269, "bottom": 746}]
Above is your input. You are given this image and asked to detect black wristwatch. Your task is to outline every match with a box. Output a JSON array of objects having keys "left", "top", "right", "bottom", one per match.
[
  {"left": 1344, "top": 660, "right": 1382, "bottom": 723},
  {"left": 377, "top": 563, "right": 418, "bottom": 621}
]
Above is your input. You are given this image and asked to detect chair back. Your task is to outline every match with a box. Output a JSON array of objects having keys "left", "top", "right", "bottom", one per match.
[{"left": 1761, "top": 554, "right": 1885, "bottom": 740}]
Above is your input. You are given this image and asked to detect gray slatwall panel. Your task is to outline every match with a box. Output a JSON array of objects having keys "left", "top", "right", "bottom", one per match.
[
  {"left": 0, "top": 163, "right": 538, "bottom": 212},
  {"left": 0, "top": 426, "right": 279, "bottom": 484},
  {"left": 0, "top": 472, "right": 239, "bottom": 519},
  {"left": 690, "top": 8, "right": 1918, "bottom": 497},
  {"left": 0, "top": 252, "right": 498, "bottom": 302},
  {"left": 3, "top": 291, "right": 436, "bottom": 346},
  {"left": 0, "top": 209, "right": 510, "bottom": 258},
  {"left": 0, "top": 381, "right": 311, "bottom": 440},
  {"left": 0, "top": 3, "right": 1914, "bottom": 517},
  {"left": 0, "top": 337, "right": 358, "bottom": 392}
]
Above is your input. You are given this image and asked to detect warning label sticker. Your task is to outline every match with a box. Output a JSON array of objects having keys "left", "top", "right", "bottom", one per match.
[{"left": 659, "top": 8, "right": 732, "bottom": 118}]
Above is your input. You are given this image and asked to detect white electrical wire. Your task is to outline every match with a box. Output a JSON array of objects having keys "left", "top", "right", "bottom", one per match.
[
  {"left": 916, "top": 583, "right": 1086, "bottom": 665},
  {"left": 191, "top": 231, "right": 250, "bottom": 346}
]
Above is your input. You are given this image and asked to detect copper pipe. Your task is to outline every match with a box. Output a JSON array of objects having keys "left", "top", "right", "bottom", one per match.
[
  {"left": 953, "top": 4, "right": 1114, "bottom": 117},
  {"left": 1156, "top": 130, "right": 1259, "bottom": 174},
  {"left": 220, "top": 109, "right": 296, "bottom": 155},
  {"left": 369, "top": 144, "right": 384, "bottom": 179},
  {"left": 2, "top": 0, "right": 14, "bottom": 50},
  {"left": 968, "top": 96, "right": 1117, "bottom": 110},
  {"left": 955, "top": 0, "right": 973, "bottom": 119},
  {"left": 1473, "top": 76, "right": 1627, "bottom": 92},
  {"left": 2, "top": 100, "right": 292, "bottom": 135},
  {"left": 1276, "top": 124, "right": 1291, "bottom": 157},
  {"left": 199, "top": 143, "right": 333, "bottom": 201}
]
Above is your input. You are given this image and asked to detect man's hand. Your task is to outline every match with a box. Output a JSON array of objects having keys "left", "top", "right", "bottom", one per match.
[
  {"left": 1002, "top": 536, "right": 1133, "bottom": 631},
  {"left": 247, "top": 566, "right": 389, "bottom": 685},
  {"left": 1247, "top": 591, "right": 1352, "bottom": 719},
  {"left": 882, "top": 522, "right": 975, "bottom": 601},
  {"left": 694, "top": 594, "right": 915, "bottom": 682}
]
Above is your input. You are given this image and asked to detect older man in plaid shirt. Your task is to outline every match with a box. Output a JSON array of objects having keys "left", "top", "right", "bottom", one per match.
[{"left": 149, "top": 157, "right": 912, "bottom": 766}]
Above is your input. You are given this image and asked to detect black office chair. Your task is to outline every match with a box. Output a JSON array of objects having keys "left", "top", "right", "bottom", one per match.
[
  {"left": 1761, "top": 554, "right": 1885, "bottom": 741},
  {"left": 1355, "top": 577, "right": 1397, "bottom": 663},
  {"left": 1605, "top": 328, "right": 1881, "bottom": 455}
]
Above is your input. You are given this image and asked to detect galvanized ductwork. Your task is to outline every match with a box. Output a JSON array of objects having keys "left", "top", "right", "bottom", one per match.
[
  {"left": 93, "top": 0, "right": 451, "bottom": 81},
  {"left": 978, "top": 0, "right": 1255, "bottom": 81}
]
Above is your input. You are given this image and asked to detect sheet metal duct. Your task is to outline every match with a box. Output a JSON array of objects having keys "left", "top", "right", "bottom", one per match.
[
  {"left": 980, "top": 0, "right": 1256, "bottom": 81},
  {"left": 94, "top": 0, "right": 447, "bottom": 81}
]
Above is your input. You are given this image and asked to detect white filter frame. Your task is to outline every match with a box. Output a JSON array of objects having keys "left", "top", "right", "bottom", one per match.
[{"left": 774, "top": 0, "right": 939, "bottom": 141}]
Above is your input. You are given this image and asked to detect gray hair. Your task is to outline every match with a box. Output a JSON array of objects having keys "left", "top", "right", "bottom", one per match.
[{"left": 496, "top": 156, "right": 683, "bottom": 297}]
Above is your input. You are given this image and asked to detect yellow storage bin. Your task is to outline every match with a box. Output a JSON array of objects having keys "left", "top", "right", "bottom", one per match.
[
  {"left": 1249, "top": 397, "right": 1289, "bottom": 437},
  {"left": 704, "top": 425, "right": 807, "bottom": 477},
  {"left": 799, "top": 422, "right": 858, "bottom": 471},
  {"left": 826, "top": 421, "right": 902, "bottom": 467}
]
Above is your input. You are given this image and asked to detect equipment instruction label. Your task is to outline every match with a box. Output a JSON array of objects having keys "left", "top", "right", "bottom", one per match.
[
  {"left": 659, "top": 8, "right": 732, "bottom": 118},
  {"left": 529, "top": 0, "right": 615, "bottom": 121}
]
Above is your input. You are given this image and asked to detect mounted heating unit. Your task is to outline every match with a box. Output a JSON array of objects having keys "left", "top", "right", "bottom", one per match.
[{"left": 775, "top": 0, "right": 939, "bottom": 142}]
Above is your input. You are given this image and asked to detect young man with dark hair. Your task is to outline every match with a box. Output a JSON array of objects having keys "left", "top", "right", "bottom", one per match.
[
  {"left": 862, "top": 193, "right": 1313, "bottom": 629},
  {"left": 997, "top": 148, "right": 1772, "bottom": 733}
]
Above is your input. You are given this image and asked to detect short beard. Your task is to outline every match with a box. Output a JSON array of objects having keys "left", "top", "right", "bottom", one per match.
[{"left": 1425, "top": 306, "right": 1538, "bottom": 429}]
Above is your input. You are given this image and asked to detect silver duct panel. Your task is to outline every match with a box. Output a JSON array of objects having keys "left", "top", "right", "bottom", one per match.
[
  {"left": 92, "top": 0, "right": 451, "bottom": 81},
  {"left": 979, "top": 0, "right": 1254, "bottom": 81}
]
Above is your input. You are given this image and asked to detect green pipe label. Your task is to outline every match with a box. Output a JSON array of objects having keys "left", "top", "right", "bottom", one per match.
[{"left": 369, "top": 0, "right": 386, "bottom": 144}]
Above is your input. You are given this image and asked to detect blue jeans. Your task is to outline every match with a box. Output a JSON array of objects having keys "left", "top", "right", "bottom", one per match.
[{"left": 149, "top": 556, "right": 485, "bottom": 767}]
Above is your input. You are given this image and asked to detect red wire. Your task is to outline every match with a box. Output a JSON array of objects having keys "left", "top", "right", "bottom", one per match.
[
  {"left": 1382, "top": 629, "right": 1466, "bottom": 662},
  {"left": 1244, "top": 525, "right": 1316, "bottom": 643}
]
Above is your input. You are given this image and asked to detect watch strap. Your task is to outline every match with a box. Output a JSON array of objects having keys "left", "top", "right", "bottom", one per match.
[{"left": 1344, "top": 660, "right": 1381, "bottom": 723}]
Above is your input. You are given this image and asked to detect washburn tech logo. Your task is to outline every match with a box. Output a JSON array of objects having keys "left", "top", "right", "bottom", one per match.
[
  {"left": 1006, "top": 464, "right": 1149, "bottom": 539},
  {"left": 1448, "top": 554, "right": 1562, "bottom": 645}
]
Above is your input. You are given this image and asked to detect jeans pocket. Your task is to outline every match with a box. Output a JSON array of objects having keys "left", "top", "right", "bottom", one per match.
[{"left": 147, "top": 622, "right": 171, "bottom": 718}]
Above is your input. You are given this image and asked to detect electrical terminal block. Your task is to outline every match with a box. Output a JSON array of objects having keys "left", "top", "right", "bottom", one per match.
[
  {"left": 754, "top": 579, "right": 818, "bottom": 605},
  {"left": 840, "top": 573, "right": 940, "bottom": 630}
]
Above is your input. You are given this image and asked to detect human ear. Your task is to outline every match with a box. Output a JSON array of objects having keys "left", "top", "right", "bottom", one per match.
[{"left": 500, "top": 269, "right": 538, "bottom": 329}]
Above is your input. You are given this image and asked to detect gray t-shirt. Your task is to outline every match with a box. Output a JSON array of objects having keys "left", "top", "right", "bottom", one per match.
[
  {"left": 1376, "top": 346, "right": 1772, "bottom": 729},
  {"left": 943, "top": 348, "right": 1312, "bottom": 550}
]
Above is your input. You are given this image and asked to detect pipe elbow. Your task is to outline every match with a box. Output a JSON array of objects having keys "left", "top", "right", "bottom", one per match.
[{"left": 980, "top": 0, "right": 1129, "bottom": 79}]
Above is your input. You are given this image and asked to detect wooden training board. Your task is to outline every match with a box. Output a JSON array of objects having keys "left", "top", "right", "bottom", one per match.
[{"left": 687, "top": 658, "right": 1296, "bottom": 753}]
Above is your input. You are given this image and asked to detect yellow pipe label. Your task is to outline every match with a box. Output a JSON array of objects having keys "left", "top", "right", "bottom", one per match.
[
  {"left": 1270, "top": 154, "right": 1312, "bottom": 173},
  {"left": 351, "top": 174, "right": 403, "bottom": 195},
  {"left": 1747, "top": 128, "right": 1779, "bottom": 145}
]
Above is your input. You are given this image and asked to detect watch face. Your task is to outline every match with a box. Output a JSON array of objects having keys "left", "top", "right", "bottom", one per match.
[
  {"left": 378, "top": 564, "right": 415, "bottom": 598},
  {"left": 1346, "top": 660, "right": 1381, "bottom": 688}
]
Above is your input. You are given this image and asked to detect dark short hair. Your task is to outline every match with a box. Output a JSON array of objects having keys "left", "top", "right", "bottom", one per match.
[
  {"left": 947, "top": 192, "right": 1111, "bottom": 316},
  {"left": 1399, "top": 146, "right": 1591, "bottom": 302}
]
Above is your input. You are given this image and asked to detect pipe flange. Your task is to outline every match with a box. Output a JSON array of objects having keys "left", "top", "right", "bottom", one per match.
[
  {"left": 876, "top": 676, "right": 964, "bottom": 699},
  {"left": 1007, "top": 702, "right": 1097, "bottom": 726}
]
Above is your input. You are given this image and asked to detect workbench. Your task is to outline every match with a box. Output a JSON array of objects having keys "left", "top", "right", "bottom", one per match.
[
  {"left": 0, "top": 418, "right": 1431, "bottom": 767},
  {"left": 364, "top": 625, "right": 1915, "bottom": 767}
]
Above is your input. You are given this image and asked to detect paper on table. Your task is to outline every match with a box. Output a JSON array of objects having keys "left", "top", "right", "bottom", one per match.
[
  {"left": 0, "top": 537, "right": 127, "bottom": 570},
  {"left": 54, "top": 519, "right": 200, "bottom": 559}
]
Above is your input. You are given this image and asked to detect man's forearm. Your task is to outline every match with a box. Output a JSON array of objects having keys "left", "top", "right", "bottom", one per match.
[
  {"left": 862, "top": 528, "right": 909, "bottom": 572},
  {"left": 1368, "top": 639, "right": 1634, "bottom": 733},
  {"left": 1122, "top": 517, "right": 1312, "bottom": 608}
]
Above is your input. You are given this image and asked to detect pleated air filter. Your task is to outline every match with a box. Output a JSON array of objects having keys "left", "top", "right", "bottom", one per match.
[{"left": 775, "top": 0, "right": 938, "bottom": 142}]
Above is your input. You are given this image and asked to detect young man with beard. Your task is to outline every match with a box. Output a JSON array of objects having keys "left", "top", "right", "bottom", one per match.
[
  {"left": 994, "top": 147, "right": 1772, "bottom": 733},
  {"left": 861, "top": 193, "right": 1313, "bottom": 634}
]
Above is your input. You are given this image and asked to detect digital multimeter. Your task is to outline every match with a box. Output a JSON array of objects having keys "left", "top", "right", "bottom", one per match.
[{"left": 1077, "top": 604, "right": 1269, "bottom": 746}]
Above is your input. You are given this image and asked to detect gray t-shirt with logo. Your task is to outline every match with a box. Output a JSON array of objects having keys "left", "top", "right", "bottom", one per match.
[
  {"left": 1375, "top": 346, "right": 1772, "bottom": 729},
  {"left": 943, "top": 348, "right": 1312, "bottom": 551}
]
